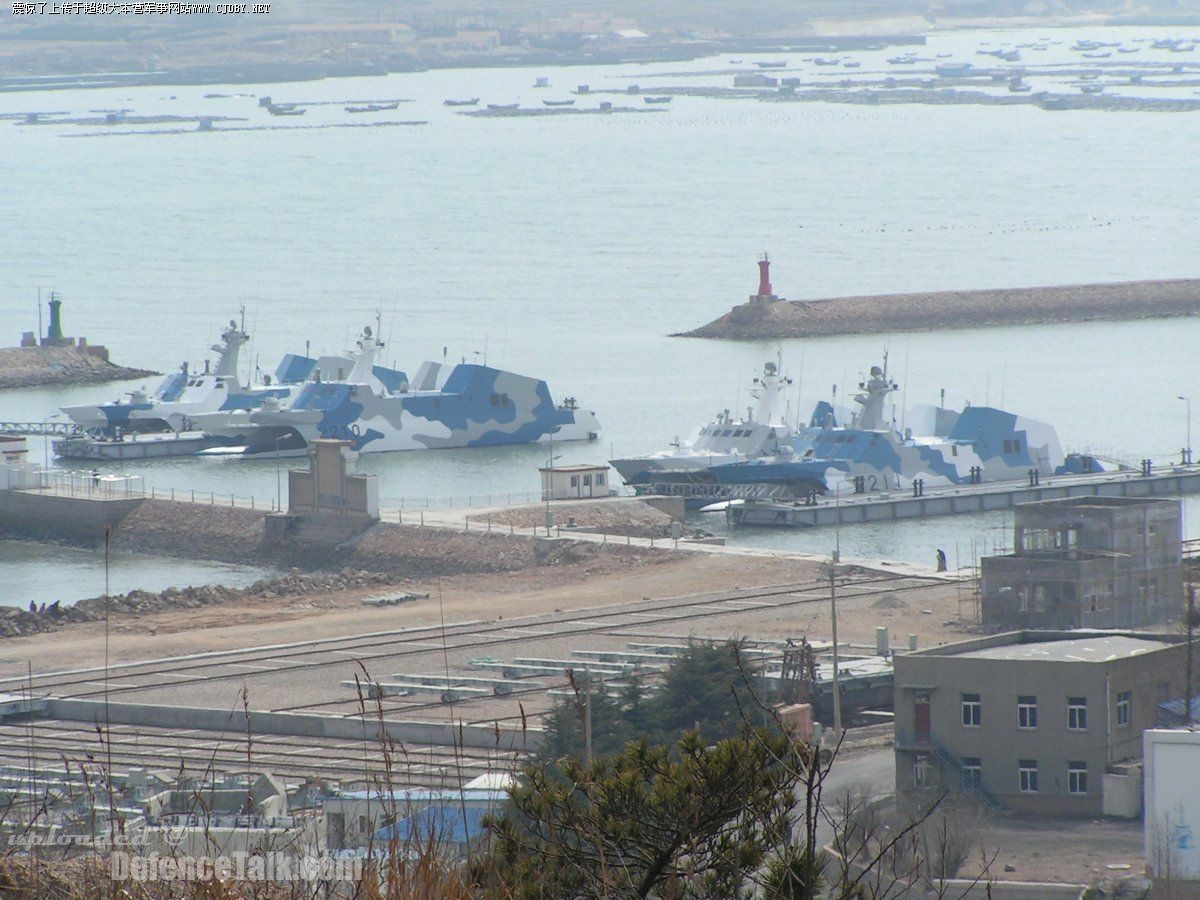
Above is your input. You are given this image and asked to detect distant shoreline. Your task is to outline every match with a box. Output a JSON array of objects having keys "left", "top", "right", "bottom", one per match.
[
  {"left": 4, "top": 13, "right": 1200, "bottom": 95},
  {"left": 676, "top": 279, "right": 1200, "bottom": 340}
]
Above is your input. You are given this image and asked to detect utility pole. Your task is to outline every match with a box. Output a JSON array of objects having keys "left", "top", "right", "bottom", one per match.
[
  {"left": 1188, "top": 586, "right": 1196, "bottom": 724},
  {"left": 583, "top": 668, "right": 593, "bottom": 766},
  {"left": 544, "top": 430, "right": 556, "bottom": 535},
  {"left": 829, "top": 552, "right": 843, "bottom": 737}
]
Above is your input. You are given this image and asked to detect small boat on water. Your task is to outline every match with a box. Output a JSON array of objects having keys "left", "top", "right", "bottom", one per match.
[
  {"left": 1008, "top": 80, "right": 1032, "bottom": 92},
  {"left": 443, "top": 98, "right": 479, "bottom": 107},
  {"left": 1082, "top": 51, "right": 1112, "bottom": 58},
  {"left": 543, "top": 99, "right": 576, "bottom": 107},
  {"left": 487, "top": 103, "right": 520, "bottom": 111},
  {"left": 345, "top": 102, "right": 399, "bottom": 113},
  {"left": 1080, "top": 83, "right": 1105, "bottom": 94},
  {"left": 267, "top": 104, "right": 305, "bottom": 116},
  {"left": 643, "top": 96, "right": 673, "bottom": 104},
  {"left": 843, "top": 61, "right": 862, "bottom": 68},
  {"left": 755, "top": 61, "right": 787, "bottom": 68},
  {"left": 1118, "top": 47, "right": 1139, "bottom": 53}
]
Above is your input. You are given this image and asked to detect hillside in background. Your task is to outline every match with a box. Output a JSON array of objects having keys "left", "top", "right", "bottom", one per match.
[{"left": 1, "top": 0, "right": 1197, "bottom": 81}]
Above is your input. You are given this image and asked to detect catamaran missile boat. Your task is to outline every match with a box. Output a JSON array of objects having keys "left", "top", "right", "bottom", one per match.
[
  {"left": 611, "top": 357, "right": 1122, "bottom": 508},
  {"left": 193, "top": 324, "right": 601, "bottom": 456},
  {"left": 59, "top": 319, "right": 315, "bottom": 436}
]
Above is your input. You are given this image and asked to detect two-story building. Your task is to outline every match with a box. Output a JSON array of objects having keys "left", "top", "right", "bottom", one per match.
[
  {"left": 894, "top": 631, "right": 1188, "bottom": 816},
  {"left": 981, "top": 497, "right": 1182, "bottom": 630}
]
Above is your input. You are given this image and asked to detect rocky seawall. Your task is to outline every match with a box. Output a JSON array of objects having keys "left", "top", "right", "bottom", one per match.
[
  {"left": 1, "top": 570, "right": 397, "bottom": 638},
  {"left": 473, "top": 498, "right": 710, "bottom": 540},
  {"left": 677, "top": 278, "right": 1200, "bottom": 340},
  {"left": 0, "top": 497, "right": 666, "bottom": 577},
  {"left": 0, "top": 345, "right": 156, "bottom": 389}
]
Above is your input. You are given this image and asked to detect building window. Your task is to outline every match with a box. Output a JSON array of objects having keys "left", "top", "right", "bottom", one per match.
[
  {"left": 583, "top": 475, "right": 592, "bottom": 486},
  {"left": 1018, "top": 760, "right": 1039, "bottom": 794},
  {"left": 961, "top": 693, "right": 982, "bottom": 727},
  {"left": 1117, "top": 691, "right": 1131, "bottom": 728},
  {"left": 914, "top": 753, "right": 933, "bottom": 787},
  {"left": 1017, "top": 696, "right": 1038, "bottom": 729},
  {"left": 1033, "top": 585, "right": 1046, "bottom": 613},
  {"left": 1018, "top": 588, "right": 1029, "bottom": 612},
  {"left": 961, "top": 758, "right": 982, "bottom": 790},
  {"left": 1068, "top": 697, "right": 1088, "bottom": 731},
  {"left": 596, "top": 473, "right": 605, "bottom": 485},
  {"left": 1068, "top": 762, "right": 1088, "bottom": 795}
]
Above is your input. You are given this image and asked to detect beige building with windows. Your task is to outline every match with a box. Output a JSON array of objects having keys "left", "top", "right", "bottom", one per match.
[
  {"left": 894, "top": 631, "right": 1189, "bottom": 816},
  {"left": 539, "top": 464, "right": 611, "bottom": 500}
]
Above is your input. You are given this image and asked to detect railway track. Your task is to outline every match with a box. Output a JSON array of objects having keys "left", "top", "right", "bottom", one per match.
[
  {"left": 0, "top": 721, "right": 508, "bottom": 786},
  {"left": 3, "top": 571, "right": 940, "bottom": 707}
]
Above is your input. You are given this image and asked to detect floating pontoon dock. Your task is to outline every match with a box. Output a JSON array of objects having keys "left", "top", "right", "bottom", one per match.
[{"left": 730, "top": 464, "right": 1200, "bottom": 528}]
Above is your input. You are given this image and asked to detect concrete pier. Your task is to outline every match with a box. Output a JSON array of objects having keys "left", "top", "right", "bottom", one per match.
[
  {"left": 730, "top": 465, "right": 1200, "bottom": 529},
  {"left": 0, "top": 482, "right": 143, "bottom": 540}
]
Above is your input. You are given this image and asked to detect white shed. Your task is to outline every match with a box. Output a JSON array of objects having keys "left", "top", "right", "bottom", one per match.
[
  {"left": 1145, "top": 728, "right": 1200, "bottom": 881},
  {"left": 539, "top": 464, "right": 610, "bottom": 500}
]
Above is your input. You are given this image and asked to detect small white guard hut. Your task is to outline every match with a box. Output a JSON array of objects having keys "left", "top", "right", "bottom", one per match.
[{"left": 539, "top": 464, "right": 610, "bottom": 501}]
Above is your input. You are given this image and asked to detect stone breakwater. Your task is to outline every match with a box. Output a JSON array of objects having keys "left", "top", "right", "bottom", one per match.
[
  {"left": 677, "top": 278, "right": 1200, "bottom": 340},
  {"left": 1, "top": 569, "right": 398, "bottom": 638},
  {"left": 0, "top": 345, "right": 156, "bottom": 389},
  {"left": 98, "top": 499, "right": 666, "bottom": 575},
  {"left": 0, "top": 497, "right": 670, "bottom": 589},
  {"left": 473, "top": 498, "right": 709, "bottom": 540}
]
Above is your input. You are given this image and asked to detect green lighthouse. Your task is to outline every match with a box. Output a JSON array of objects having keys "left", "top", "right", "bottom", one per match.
[{"left": 46, "top": 292, "right": 64, "bottom": 342}]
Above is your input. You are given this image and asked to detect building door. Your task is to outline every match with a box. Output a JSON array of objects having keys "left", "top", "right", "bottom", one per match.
[
  {"left": 915, "top": 691, "right": 931, "bottom": 743},
  {"left": 583, "top": 474, "right": 593, "bottom": 498},
  {"left": 327, "top": 813, "right": 345, "bottom": 850}
]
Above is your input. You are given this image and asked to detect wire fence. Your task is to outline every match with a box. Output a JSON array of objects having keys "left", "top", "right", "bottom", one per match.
[{"left": 391, "top": 491, "right": 538, "bottom": 510}]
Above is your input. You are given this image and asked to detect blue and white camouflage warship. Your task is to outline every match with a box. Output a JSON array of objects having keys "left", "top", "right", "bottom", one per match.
[
  {"left": 611, "top": 357, "right": 1120, "bottom": 507},
  {"left": 609, "top": 359, "right": 799, "bottom": 504},
  {"left": 195, "top": 324, "right": 601, "bottom": 456},
  {"left": 60, "top": 319, "right": 307, "bottom": 435}
]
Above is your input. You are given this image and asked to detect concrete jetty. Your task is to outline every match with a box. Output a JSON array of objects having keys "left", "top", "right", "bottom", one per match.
[
  {"left": 729, "top": 463, "right": 1200, "bottom": 528},
  {"left": 678, "top": 278, "right": 1200, "bottom": 340}
]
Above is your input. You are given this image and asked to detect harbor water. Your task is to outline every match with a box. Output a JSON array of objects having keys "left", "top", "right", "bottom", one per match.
[
  {"left": 0, "top": 539, "right": 270, "bottom": 608},
  {"left": 1, "top": 25, "right": 1198, "bottom": 580}
]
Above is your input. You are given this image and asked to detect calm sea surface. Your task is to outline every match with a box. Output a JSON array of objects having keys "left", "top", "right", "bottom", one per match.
[{"left": 1, "top": 26, "right": 1199, "bottom": 602}]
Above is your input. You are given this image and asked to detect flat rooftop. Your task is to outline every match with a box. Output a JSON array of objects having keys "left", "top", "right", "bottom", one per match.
[
  {"left": 955, "top": 635, "right": 1171, "bottom": 663},
  {"left": 1020, "top": 496, "right": 1177, "bottom": 510}
]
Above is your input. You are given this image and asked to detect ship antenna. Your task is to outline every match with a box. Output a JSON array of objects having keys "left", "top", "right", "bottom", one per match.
[{"left": 795, "top": 344, "right": 805, "bottom": 430}]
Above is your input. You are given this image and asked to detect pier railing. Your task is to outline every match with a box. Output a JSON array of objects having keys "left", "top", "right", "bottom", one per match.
[
  {"left": 38, "top": 469, "right": 145, "bottom": 498},
  {"left": 393, "top": 491, "right": 537, "bottom": 510}
]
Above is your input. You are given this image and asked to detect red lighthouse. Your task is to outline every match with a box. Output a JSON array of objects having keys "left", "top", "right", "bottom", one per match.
[
  {"left": 750, "top": 253, "right": 781, "bottom": 303},
  {"left": 757, "top": 253, "right": 773, "bottom": 297}
]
